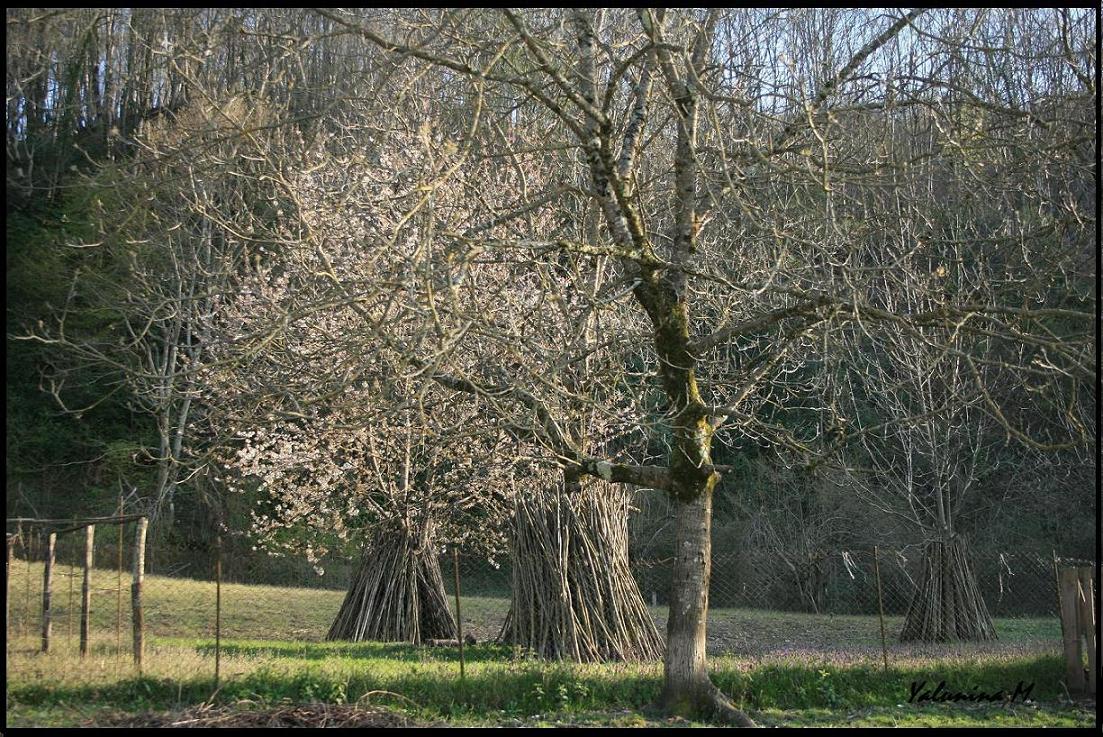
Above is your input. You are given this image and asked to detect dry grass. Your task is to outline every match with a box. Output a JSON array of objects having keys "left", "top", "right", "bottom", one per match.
[
  {"left": 5, "top": 557, "right": 508, "bottom": 644},
  {"left": 6, "top": 555, "right": 1060, "bottom": 667}
]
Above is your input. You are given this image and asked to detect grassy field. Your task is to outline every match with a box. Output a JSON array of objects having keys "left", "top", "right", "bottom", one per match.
[
  {"left": 5, "top": 558, "right": 1062, "bottom": 653},
  {"left": 6, "top": 559, "right": 1094, "bottom": 728}
]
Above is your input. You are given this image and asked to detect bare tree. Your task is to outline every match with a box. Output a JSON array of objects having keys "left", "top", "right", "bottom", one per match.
[
  {"left": 826, "top": 7, "right": 1095, "bottom": 640},
  {"left": 841, "top": 283, "right": 1002, "bottom": 640},
  {"left": 19, "top": 7, "right": 1093, "bottom": 725},
  {"left": 284, "top": 9, "right": 1090, "bottom": 720},
  {"left": 741, "top": 463, "right": 863, "bottom": 614}
]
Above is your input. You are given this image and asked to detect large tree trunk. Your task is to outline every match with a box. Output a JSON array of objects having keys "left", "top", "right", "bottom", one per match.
[
  {"left": 631, "top": 260, "right": 756, "bottom": 724},
  {"left": 662, "top": 490, "right": 713, "bottom": 708},
  {"left": 660, "top": 481, "right": 755, "bottom": 727},
  {"left": 627, "top": 274, "right": 755, "bottom": 722},
  {"left": 501, "top": 471, "right": 663, "bottom": 662},
  {"left": 900, "top": 536, "right": 996, "bottom": 642},
  {"left": 327, "top": 524, "right": 455, "bottom": 643}
]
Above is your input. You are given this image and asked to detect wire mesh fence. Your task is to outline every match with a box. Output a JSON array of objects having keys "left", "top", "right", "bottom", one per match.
[
  {"left": 6, "top": 520, "right": 1090, "bottom": 691},
  {"left": 642, "top": 547, "right": 1079, "bottom": 662},
  {"left": 7, "top": 519, "right": 144, "bottom": 687}
]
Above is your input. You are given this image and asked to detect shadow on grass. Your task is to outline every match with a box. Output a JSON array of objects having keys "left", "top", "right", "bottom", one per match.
[
  {"left": 7, "top": 641, "right": 133, "bottom": 659},
  {"left": 7, "top": 664, "right": 663, "bottom": 719},
  {"left": 8, "top": 651, "right": 1068, "bottom": 721}
]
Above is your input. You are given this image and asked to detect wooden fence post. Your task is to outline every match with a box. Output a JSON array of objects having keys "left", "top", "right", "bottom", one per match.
[
  {"left": 80, "top": 525, "right": 95, "bottom": 657},
  {"left": 131, "top": 517, "right": 147, "bottom": 672},
  {"left": 215, "top": 533, "right": 222, "bottom": 689},
  {"left": 41, "top": 532, "right": 56, "bottom": 653},
  {"left": 1058, "top": 566, "right": 1086, "bottom": 694},
  {"left": 873, "top": 546, "right": 889, "bottom": 673},
  {"left": 6, "top": 534, "right": 15, "bottom": 639},
  {"left": 1075, "top": 567, "right": 1096, "bottom": 696},
  {"left": 452, "top": 547, "right": 465, "bottom": 680}
]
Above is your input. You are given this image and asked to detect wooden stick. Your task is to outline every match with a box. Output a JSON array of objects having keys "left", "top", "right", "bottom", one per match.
[
  {"left": 67, "top": 544, "right": 75, "bottom": 648},
  {"left": 80, "top": 525, "right": 95, "bottom": 657},
  {"left": 1052, "top": 550, "right": 1063, "bottom": 644},
  {"left": 116, "top": 493, "right": 124, "bottom": 658},
  {"left": 452, "top": 546, "right": 465, "bottom": 680},
  {"left": 215, "top": 533, "right": 222, "bottom": 688},
  {"left": 42, "top": 532, "right": 56, "bottom": 653},
  {"left": 5, "top": 534, "right": 15, "bottom": 640},
  {"left": 131, "top": 517, "right": 147, "bottom": 672},
  {"left": 326, "top": 529, "right": 455, "bottom": 642},
  {"left": 511, "top": 481, "right": 519, "bottom": 660},
  {"left": 23, "top": 533, "right": 32, "bottom": 638},
  {"left": 873, "top": 546, "right": 889, "bottom": 673}
]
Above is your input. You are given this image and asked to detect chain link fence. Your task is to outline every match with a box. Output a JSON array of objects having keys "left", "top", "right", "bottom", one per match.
[
  {"left": 642, "top": 548, "right": 1079, "bottom": 662},
  {"left": 6, "top": 520, "right": 1088, "bottom": 691}
]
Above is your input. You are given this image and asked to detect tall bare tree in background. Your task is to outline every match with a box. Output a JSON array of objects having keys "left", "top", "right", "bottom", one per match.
[{"left": 8, "top": 8, "right": 345, "bottom": 521}]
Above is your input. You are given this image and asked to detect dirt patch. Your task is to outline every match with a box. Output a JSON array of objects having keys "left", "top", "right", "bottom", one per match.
[{"left": 87, "top": 702, "right": 438, "bottom": 728}]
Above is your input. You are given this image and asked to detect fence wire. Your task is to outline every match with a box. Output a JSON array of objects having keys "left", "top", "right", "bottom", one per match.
[{"left": 6, "top": 524, "right": 1091, "bottom": 690}]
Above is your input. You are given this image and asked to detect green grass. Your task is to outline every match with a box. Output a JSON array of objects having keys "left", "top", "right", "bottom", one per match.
[
  {"left": 6, "top": 558, "right": 1093, "bottom": 727},
  {"left": 7, "top": 639, "right": 1094, "bottom": 727},
  {"left": 751, "top": 703, "right": 1096, "bottom": 728}
]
